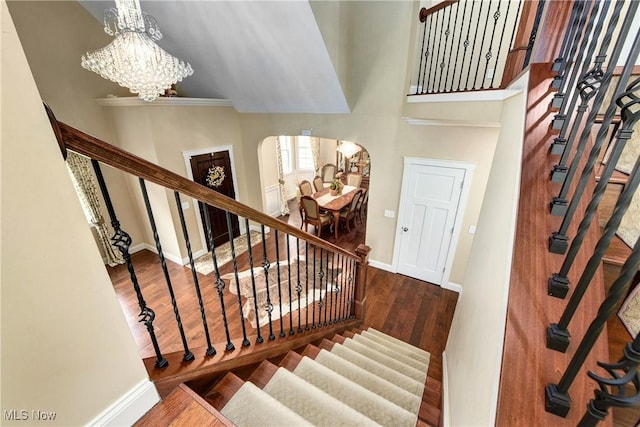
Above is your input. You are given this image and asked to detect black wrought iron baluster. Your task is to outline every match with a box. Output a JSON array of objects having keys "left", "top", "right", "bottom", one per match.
[
  {"left": 261, "top": 225, "right": 275, "bottom": 341},
  {"left": 490, "top": 0, "right": 513, "bottom": 87},
  {"left": 332, "top": 253, "right": 340, "bottom": 324},
  {"left": 317, "top": 249, "right": 325, "bottom": 328},
  {"left": 549, "top": 16, "right": 640, "bottom": 260},
  {"left": 429, "top": 10, "right": 443, "bottom": 93},
  {"left": 579, "top": 334, "right": 640, "bottom": 426},
  {"left": 174, "top": 192, "right": 215, "bottom": 357},
  {"left": 296, "top": 238, "right": 302, "bottom": 333},
  {"left": 507, "top": 0, "right": 523, "bottom": 70},
  {"left": 546, "top": 236, "right": 640, "bottom": 418},
  {"left": 443, "top": 2, "right": 460, "bottom": 92},
  {"left": 551, "top": 1, "right": 593, "bottom": 94},
  {"left": 549, "top": 0, "right": 613, "bottom": 159},
  {"left": 451, "top": 0, "right": 469, "bottom": 92},
  {"left": 274, "top": 230, "right": 285, "bottom": 337},
  {"left": 422, "top": 14, "right": 435, "bottom": 94},
  {"left": 417, "top": 8, "right": 429, "bottom": 95},
  {"left": 340, "top": 255, "right": 347, "bottom": 321},
  {"left": 202, "top": 204, "right": 234, "bottom": 352},
  {"left": 226, "top": 212, "right": 250, "bottom": 347},
  {"left": 547, "top": 133, "right": 640, "bottom": 352},
  {"left": 348, "top": 259, "right": 356, "bottom": 319},
  {"left": 91, "top": 160, "right": 167, "bottom": 368},
  {"left": 548, "top": 76, "right": 640, "bottom": 298},
  {"left": 522, "top": 0, "right": 545, "bottom": 70},
  {"left": 323, "top": 251, "right": 330, "bottom": 326},
  {"left": 457, "top": 0, "right": 476, "bottom": 91},
  {"left": 286, "top": 234, "right": 294, "bottom": 335},
  {"left": 139, "top": 179, "right": 194, "bottom": 362},
  {"left": 465, "top": 0, "right": 484, "bottom": 90},
  {"left": 551, "top": 1, "right": 583, "bottom": 73},
  {"left": 474, "top": 0, "right": 494, "bottom": 90},
  {"left": 437, "top": 5, "right": 453, "bottom": 92},
  {"left": 305, "top": 241, "right": 310, "bottom": 330},
  {"left": 328, "top": 252, "right": 335, "bottom": 325},
  {"left": 312, "top": 245, "right": 317, "bottom": 329},
  {"left": 244, "top": 219, "right": 263, "bottom": 344}
]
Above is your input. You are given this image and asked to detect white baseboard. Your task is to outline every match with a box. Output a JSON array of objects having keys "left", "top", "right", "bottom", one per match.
[
  {"left": 87, "top": 379, "right": 159, "bottom": 426},
  {"left": 442, "top": 351, "right": 450, "bottom": 427},
  {"left": 128, "top": 243, "right": 182, "bottom": 266},
  {"left": 183, "top": 248, "right": 207, "bottom": 265},
  {"left": 442, "top": 281, "right": 463, "bottom": 296},
  {"left": 368, "top": 259, "right": 395, "bottom": 273}
]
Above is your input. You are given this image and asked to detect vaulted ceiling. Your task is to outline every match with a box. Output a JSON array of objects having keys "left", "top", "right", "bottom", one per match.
[{"left": 78, "top": 1, "right": 350, "bottom": 113}]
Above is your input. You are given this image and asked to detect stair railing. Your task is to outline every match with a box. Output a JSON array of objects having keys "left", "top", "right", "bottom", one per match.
[
  {"left": 412, "top": 0, "right": 542, "bottom": 95},
  {"left": 534, "top": 0, "right": 640, "bottom": 420},
  {"left": 45, "top": 106, "right": 370, "bottom": 371}
]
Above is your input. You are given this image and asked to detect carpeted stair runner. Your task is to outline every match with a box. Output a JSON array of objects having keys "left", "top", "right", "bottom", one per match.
[{"left": 213, "top": 328, "right": 432, "bottom": 427}]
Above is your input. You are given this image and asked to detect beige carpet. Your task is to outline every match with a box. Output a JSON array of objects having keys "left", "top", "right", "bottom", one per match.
[
  {"left": 221, "top": 256, "right": 342, "bottom": 329},
  {"left": 220, "top": 328, "right": 429, "bottom": 427},
  {"left": 618, "top": 284, "right": 640, "bottom": 338},
  {"left": 193, "top": 231, "right": 263, "bottom": 275}
]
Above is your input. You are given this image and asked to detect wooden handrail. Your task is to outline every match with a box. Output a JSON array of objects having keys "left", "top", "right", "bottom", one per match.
[
  {"left": 419, "top": 1, "right": 458, "bottom": 22},
  {"left": 45, "top": 104, "right": 361, "bottom": 262}
]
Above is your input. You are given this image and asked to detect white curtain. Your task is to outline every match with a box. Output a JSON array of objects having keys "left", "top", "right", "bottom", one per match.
[
  {"left": 275, "top": 136, "right": 290, "bottom": 215},
  {"left": 66, "top": 152, "right": 124, "bottom": 266},
  {"left": 311, "top": 136, "right": 321, "bottom": 176}
]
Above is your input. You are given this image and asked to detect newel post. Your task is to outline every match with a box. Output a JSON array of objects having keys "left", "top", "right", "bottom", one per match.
[{"left": 354, "top": 244, "right": 371, "bottom": 320}]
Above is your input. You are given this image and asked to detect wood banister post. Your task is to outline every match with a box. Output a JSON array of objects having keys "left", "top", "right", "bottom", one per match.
[{"left": 354, "top": 244, "right": 371, "bottom": 320}]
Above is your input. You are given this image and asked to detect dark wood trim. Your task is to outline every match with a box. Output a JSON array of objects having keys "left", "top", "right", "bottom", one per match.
[
  {"left": 501, "top": 0, "right": 542, "bottom": 88},
  {"left": 52, "top": 118, "right": 360, "bottom": 262},
  {"left": 612, "top": 65, "right": 640, "bottom": 76},
  {"left": 43, "top": 102, "right": 67, "bottom": 160},
  {"left": 419, "top": 1, "right": 458, "bottom": 22},
  {"left": 354, "top": 244, "right": 371, "bottom": 320}
]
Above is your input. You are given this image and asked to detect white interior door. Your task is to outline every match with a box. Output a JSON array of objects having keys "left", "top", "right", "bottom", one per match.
[{"left": 397, "top": 162, "right": 466, "bottom": 284}]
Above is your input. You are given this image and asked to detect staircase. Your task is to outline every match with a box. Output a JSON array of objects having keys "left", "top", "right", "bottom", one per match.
[{"left": 136, "top": 327, "right": 443, "bottom": 426}]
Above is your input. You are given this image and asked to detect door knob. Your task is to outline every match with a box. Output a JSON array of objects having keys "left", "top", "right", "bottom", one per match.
[{"left": 402, "top": 227, "right": 408, "bottom": 232}]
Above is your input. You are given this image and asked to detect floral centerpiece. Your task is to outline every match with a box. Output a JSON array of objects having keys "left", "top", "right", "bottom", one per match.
[{"left": 329, "top": 177, "right": 343, "bottom": 196}]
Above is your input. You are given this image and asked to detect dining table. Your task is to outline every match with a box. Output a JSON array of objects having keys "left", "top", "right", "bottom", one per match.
[{"left": 312, "top": 185, "right": 360, "bottom": 240}]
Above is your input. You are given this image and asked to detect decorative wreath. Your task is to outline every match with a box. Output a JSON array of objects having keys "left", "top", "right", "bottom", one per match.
[{"left": 205, "top": 165, "right": 225, "bottom": 188}]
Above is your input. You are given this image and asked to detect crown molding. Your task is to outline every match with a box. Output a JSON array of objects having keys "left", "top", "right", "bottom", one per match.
[
  {"left": 95, "top": 97, "right": 233, "bottom": 107},
  {"left": 402, "top": 117, "right": 501, "bottom": 128}
]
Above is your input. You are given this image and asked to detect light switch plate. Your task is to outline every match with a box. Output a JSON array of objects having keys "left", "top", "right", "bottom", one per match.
[
  {"left": 384, "top": 210, "right": 395, "bottom": 218},
  {"left": 181, "top": 202, "right": 190, "bottom": 210}
]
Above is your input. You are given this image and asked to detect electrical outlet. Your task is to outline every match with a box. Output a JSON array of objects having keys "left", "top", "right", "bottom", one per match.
[
  {"left": 181, "top": 201, "right": 190, "bottom": 210},
  {"left": 384, "top": 210, "right": 395, "bottom": 218},
  {"left": 469, "top": 225, "right": 476, "bottom": 234}
]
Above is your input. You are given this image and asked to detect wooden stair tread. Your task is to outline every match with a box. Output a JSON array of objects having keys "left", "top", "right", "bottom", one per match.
[
  {"left": 136, "top": 384, "right": 232, "bottom": 427},
  {"left": 595, "top": 164, "right": 629, "bottom": 185},
  {"left": 246, "top": 360, "right": 278, "bottom": 389},
  {"left": 301, "top": 343, "right": 322, "bottom": 359},
  {"left": 318, "top": 338, "right": 336, "bottom": 351},
  {"left": 418, "top": 401, "right": 441, "bottom": 427},
  {"left": 602, "top": 230, "right": 633, "bottom": 267},
  {"left": 422, "top": 377, "right": 442, "bottom": 409},
  {"left": 204, "top": 373, "right": 244, "bottom": 411},
  {"left": 332, "top": 334, "right": 347, "bottom": 344}
]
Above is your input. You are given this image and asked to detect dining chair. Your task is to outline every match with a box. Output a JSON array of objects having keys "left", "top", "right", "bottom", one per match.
[
  {"left": 339, "top": 189, "right": 362, "bottom": 233},
  {"left": 300, "top": 196, "right": 332, "bottom": 237},
  {"left": 321, "top": 164, "right": 337, "bottom": 184},
  {"left": 299, "top": 180, "right": 313, "bottom": 196},
  {"left": 313, "top": 175, "right": 324, "bottom": 193},
  {"left": 346, "top": 173, "right": 362, "bottom": 188},
  {"left": 355, "top": 189, "right": 369, "bottom": 225}
]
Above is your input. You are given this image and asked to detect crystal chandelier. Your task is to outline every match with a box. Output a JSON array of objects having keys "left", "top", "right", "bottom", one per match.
[{"left": 81, "top": 0, "right": 193, "bottom": 102}]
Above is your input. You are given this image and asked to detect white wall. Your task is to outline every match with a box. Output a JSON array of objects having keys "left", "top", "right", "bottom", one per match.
[
  {"left": 444, "top": 71, "right": 529, "bottom": 426},
  {"left": 1, "top": 3, "right": 154, "bottom": 425}
]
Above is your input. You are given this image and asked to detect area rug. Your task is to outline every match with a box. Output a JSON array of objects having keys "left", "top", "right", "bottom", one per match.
[
  {"left": 221, "top": 256, "right": 342, "bottom": 329},
  {"left": 193, "top": 231, "right": 263, "bottom": 276},
  {"left": 616, "top": 189, "right": 640, "bottom": 249},
  {"left": 618, "top": 283, "right": 640, "bottom": 338}
]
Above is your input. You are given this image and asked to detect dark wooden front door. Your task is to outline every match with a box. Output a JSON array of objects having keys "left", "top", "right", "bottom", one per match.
[{"left": 190, "top": 151, "right": 240, "bottom": 249}]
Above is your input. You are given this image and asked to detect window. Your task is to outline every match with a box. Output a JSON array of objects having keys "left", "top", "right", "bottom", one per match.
[
  {"left": 297, "top": 136, "right": 314, "bottom": 170},
  {"left": 279, "top": 136, "right": 292, "bottom": 174}
]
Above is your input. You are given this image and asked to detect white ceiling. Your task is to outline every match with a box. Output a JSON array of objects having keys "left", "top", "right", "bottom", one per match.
[{"left": 78, "top": 1, "right": 350, "bottom": 113}]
